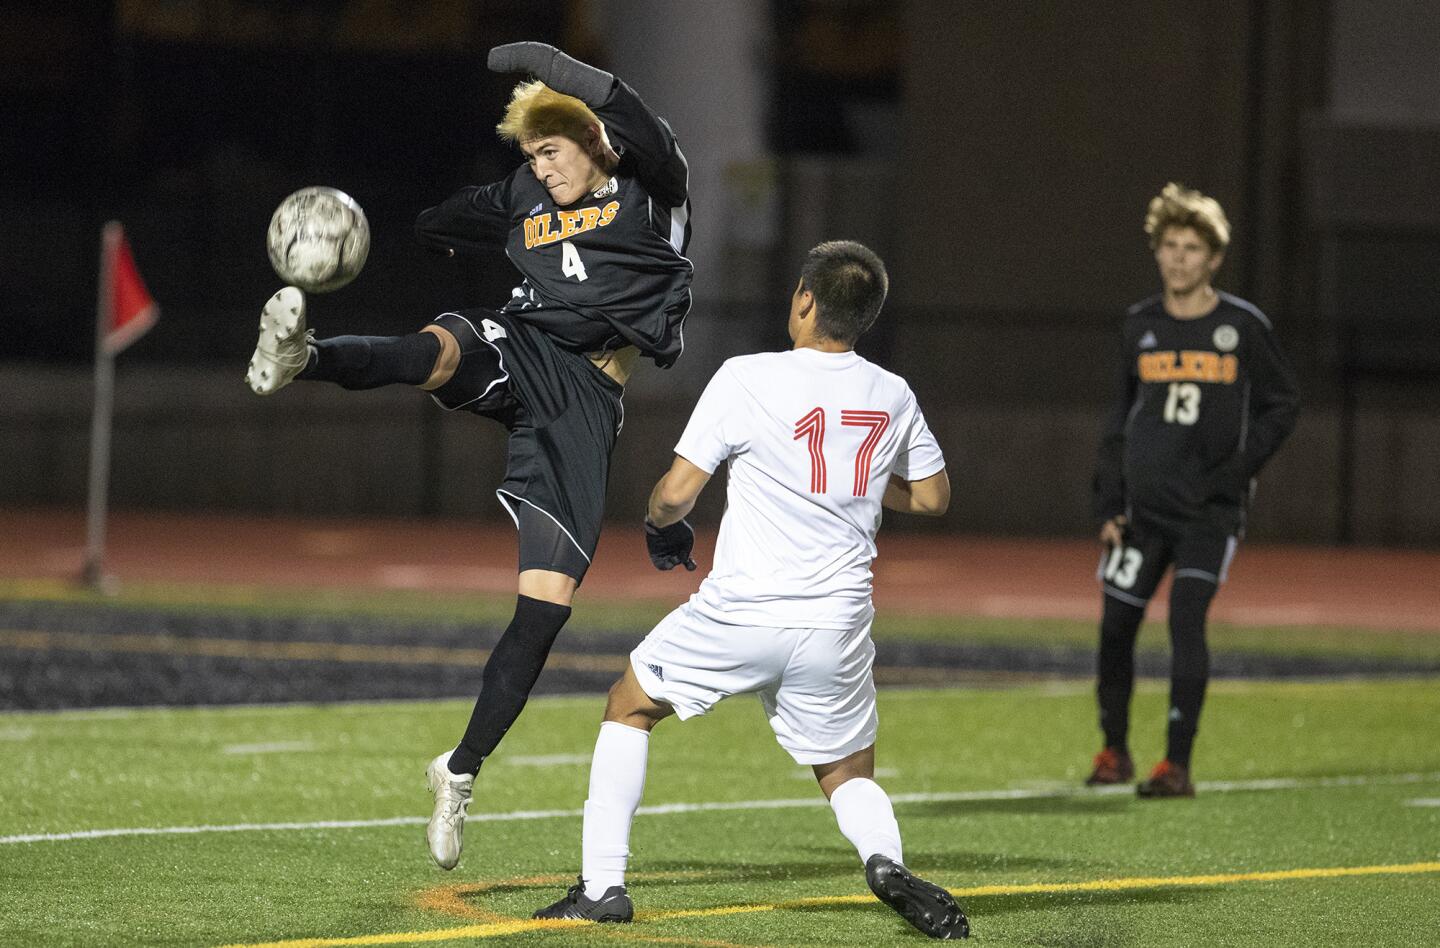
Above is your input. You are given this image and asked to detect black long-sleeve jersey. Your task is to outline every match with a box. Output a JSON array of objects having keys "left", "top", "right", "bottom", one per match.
[
  {"left": 1092, "top": 291, "right": 1300, "bottom": 534},
  {"left": 414, "top": 78, "right": 693, "bottom": 368}
]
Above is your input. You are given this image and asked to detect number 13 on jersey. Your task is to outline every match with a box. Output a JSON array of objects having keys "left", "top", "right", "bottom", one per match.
[{"left": 794, "top": 408, "right": 890, "bottom": 497}]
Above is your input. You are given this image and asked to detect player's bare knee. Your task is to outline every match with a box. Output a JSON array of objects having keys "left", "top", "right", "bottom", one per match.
[
  {"left": 517, "top": 569, "right": 578, "bottom": 606},
  {"left": 603, "top": 668, "right": 670, "bottom": 730},
  {"left": 813, "top": 745, "right": 876, "bottom": 798},
  {"left": 418, "top": 324, "right": 461, "bottom": 390}
]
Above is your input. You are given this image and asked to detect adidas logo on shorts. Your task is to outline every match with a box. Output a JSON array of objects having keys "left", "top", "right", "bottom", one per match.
[{"left": 646, "top": 662, "right": 664, "bottom": 681}]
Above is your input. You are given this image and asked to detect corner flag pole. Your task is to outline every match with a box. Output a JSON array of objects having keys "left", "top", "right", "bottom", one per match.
[
  {"left": 83, "top": 222, "right": 158, "bottom": 590},
  {"left": 82, "top": 223, "right": 121, "bottom": 589}
]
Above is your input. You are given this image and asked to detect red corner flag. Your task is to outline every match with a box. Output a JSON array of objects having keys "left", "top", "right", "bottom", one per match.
[
  {"left": 99, "top": 221, "right": 158, "bottom": 355},
  {"left": 84, "top": 222, "right": 160, "bottom": 589}
]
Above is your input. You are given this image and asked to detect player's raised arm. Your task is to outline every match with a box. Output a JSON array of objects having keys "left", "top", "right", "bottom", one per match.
[
  {"left": 414, "top": 178, "right": 515, "bottom": 257},
  {"left": 487, "top": 42, "right": 688, "bottom": 207}
]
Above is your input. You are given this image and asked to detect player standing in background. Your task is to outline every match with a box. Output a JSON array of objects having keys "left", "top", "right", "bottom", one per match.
[
  {"left": 245, "top": 42, "right": 693, "bottom": 866},
  {"left": 1087, "top": 183, "right": 1299, "bottom": 797},
  {"left": 531, "top": 242, "right": 969, "bottom": 940}
]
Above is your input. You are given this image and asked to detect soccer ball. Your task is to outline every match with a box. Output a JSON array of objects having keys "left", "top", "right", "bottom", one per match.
[{"left": 266, "top": 186, "right": 370, "bottom": 292}]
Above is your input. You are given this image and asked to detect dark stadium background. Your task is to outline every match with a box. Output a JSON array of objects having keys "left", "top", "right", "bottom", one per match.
[{"left": 2, "top": 0, "right": 1437, "bottom": 547}]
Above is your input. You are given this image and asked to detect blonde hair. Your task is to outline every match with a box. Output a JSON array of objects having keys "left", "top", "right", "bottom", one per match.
[
  {"left": 1144, "top": 182, "right": 1230, "bottom": 252},
  {"left": 496, "top": 81, "right": 616, "bottom": 173}
]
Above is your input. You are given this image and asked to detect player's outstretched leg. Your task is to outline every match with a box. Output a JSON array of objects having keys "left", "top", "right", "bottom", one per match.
[
  {"left": 865, "top": 855, "right": 969, "bottom": 940},
  {"left": 425, "top": 749, "right": 474, "bottom": 870},
  {"left": 532, "top": 875, "right": 633, "bottom": 923},
  {"left": 247, "top": 287, "right": 313, "bottom": 394}
]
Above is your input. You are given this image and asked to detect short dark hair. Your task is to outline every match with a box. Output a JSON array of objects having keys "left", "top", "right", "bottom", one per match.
[{"left": 800, "top": 240, "right": 889, "bottom": 345}]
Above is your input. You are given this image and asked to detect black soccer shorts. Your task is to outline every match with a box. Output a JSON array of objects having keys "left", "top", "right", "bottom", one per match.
[
  {"left": 1097, "top": 516, "right": 1238, "bottom": 608},
  {"left": 426, "top": 310, "right": 624, "bottom": 582}
]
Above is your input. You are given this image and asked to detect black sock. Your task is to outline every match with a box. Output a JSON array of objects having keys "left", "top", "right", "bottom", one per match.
[
  {"left": 447, "top": 595, "right": 572, "bottom": 775},
  {"left": 1097, "top": 596, "right": 1145, "bottom": 752},
  {"left": 1165, "top": 576, "right": 1215, "bottom": 767},
  {"left": 1165, "top": 676, "right": 1207, "bottom": 767},
  {"left": 299, "top": 332, "right": 440, "bottom": 390}
]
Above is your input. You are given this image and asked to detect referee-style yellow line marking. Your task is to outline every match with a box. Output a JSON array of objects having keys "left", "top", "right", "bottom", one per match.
[{"left": 219, "top": 860, "right": 1440, "bottom": 947}]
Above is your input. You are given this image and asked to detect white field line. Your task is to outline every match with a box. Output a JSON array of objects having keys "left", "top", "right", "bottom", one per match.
[
  {"left": 502, "top": 753, "right": 592, "bottom": 766},
  {"left": 791, "top": 766, "right": 899, "bottom": 781},
  {"left": 1404, "top": 798, "right": 1440, "bottom": 807},
  {"left": 5, "top": 771, "right": 1438, "bottom": 847},
  {"left": 221, "top": 741, "right": 317, "bottom": 755}
]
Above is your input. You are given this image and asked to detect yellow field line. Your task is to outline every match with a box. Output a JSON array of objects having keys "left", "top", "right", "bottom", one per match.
[
  {"left": 218, "top": 860, "right": 1440, "bottom": 947},
  {"left": 219, "top": 918, "right": 580, "bottom": 947}
]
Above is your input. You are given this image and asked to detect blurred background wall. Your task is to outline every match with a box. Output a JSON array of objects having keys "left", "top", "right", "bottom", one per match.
[{"left": 2, "top": 0, "right": 1437, "bottom": 545}]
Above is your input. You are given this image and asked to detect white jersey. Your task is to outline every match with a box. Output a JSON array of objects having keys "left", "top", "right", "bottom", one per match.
[{"left": 674, "top": 347, "right": 945, "bottom": 628}]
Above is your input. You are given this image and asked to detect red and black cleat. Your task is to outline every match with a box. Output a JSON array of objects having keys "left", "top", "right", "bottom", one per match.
[
  {"left": 1085, "top": 747, "right": 1135, "bottom": 786},
  {"left": 1136, "top": 759, "right": 1196, "bottom": 798}
]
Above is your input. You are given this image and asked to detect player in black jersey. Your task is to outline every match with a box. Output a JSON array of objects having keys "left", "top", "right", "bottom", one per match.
[
  {"left": 1086, "top": 183, "right": 1299, "bottom": 797},
  {"left": 245, "top": 43, "right": 693, "bottom": 865}
]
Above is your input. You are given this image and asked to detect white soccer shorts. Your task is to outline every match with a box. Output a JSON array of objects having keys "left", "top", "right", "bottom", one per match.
[{"left": 630, "top": 602, "right": 879, "bottom": 765}]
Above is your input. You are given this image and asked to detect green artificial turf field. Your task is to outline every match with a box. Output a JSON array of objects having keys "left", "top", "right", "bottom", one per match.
[{"left": 3, "top": 677, "right": 1438, "bottom": 946}]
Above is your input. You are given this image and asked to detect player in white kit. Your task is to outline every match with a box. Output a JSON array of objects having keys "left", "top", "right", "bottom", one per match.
[{"left": 532, "top": 241, "right": 969, "bottom": 939}]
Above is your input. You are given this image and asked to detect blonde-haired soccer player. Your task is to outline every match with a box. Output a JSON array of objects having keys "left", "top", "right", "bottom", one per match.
[
  {"left": 245, "top": 42, "right": 693, "bottom": 868},
  {"left": 533, "top": 241, "right": 969, "bottom": 940},
  {"left": 1088, "top": 183, "right": 1299, "bottom": 796}
]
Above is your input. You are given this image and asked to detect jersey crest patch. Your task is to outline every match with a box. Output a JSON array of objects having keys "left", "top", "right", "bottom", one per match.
[{"left": 1213, "top": 324, "right": 1239, "bottom": 352}]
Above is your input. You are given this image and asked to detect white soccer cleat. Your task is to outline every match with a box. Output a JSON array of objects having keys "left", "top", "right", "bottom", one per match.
[
  {"left": 246, "top": 286, "right": 313, "bottom": 395},
  {"left": 425, "top": 750, "right": 474, "bottom": 870}
]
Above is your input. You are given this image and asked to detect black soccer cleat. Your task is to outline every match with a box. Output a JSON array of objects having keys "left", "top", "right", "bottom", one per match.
[
  {"left": 532, "top": 875, "right": 634, "bottom": 923},
  {"left": 865, "top": 854, "right": 969, "bottom": 939}
]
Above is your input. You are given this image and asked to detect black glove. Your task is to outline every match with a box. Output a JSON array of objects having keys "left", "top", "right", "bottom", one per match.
[
  {"left": 487, "top": 42, "right": 614, "bottom": 105},
  {"left": 645, "top": 518, "right": 696, "bottom": 572}
]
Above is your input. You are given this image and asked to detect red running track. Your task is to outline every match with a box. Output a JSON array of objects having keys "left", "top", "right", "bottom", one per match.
[{"left": 2, "top": 508, "right": 1436, "bottom": 632}]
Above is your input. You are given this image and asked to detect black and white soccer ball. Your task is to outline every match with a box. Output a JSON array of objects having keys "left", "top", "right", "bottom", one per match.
[{"left": 266, "top": 186, "right": 370, "bottom": 292}]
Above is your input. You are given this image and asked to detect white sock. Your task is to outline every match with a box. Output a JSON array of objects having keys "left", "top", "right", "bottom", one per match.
[
  {"left": 581, "top": 721, "right": 650, "bottom": 899},
  {"left": 829, "top": 777, "right": 903, "bottom": 865}
]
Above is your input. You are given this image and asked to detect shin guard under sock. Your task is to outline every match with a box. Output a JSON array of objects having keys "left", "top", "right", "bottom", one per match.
[
  {"left": 448, "top": 595, "right": 572, "bottom": 775},
  {"left": 300, "top": 333, "right": 440, "bottom": 390},
  {"left": 1165, "top": 676, "right": 1208, "bottom": 767},
  {"left": 1097, "top": 596, "right": 1145, "bottom": 751},
  {"left": 830, "top": 777, "right": 903, "bottom": 865},
  {"left": 1165, "top": 576, "right": 1216, "bottom": 767},
  {"left": 581, "top": 722, "right": 650, "bottom": 897}
]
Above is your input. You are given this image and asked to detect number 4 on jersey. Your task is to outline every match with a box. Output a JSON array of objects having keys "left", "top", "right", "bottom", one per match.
[
  {"left": 793, "top": 408, "right": 890, "bottom": 497},
  {"left": 560, "top": 240, "right": 588, "bottom": 281}
]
